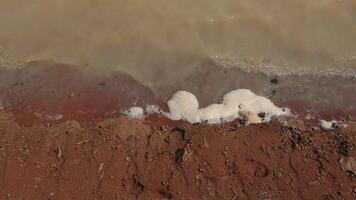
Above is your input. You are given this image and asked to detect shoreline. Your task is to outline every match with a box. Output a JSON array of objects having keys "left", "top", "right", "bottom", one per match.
[
  {"left": 1, "top": 1, "right": 356, "bottom": 198},
  {"left": 0, "top": 61, "right": 355, "bottom": 199},
  {"left": 0, "top": 61, "right": 355, "bottom": 126}
]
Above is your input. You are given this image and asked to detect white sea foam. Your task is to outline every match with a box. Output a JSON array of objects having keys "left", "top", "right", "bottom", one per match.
[
  {"left": 318, "top": 119, "right": 349, "bottom": 130},
  {"left": 166, "top": 89, "right": 289, "bottom": 124},
  {"left": 123, "top": 89, "right": 288, "bottom": 124},
  {"left": 212, "top": 54, "right": 356, "bottom": 78},
  {"left": 145, "top": 105, "right": 161, "bottom": 114},
  {"left": 122, "top": 107, "right": 145, "bottom": 119},
  {"left": 319, "top": 120, "right": 336, "bottom": 130}
]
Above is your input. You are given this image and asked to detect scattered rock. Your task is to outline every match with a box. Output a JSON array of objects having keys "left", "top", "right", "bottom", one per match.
[
  {"left": 53, "top": 146, "right": 62, "bottom": 159},
  {"left": 280, "top": 117, "right": 306, "bottom": 131},
  {"left": 175, "top": 148, "right": 185, "bottom": 163},
  {"left": 239, "top": 110, "right": 262, "bottom": 124},
  {"left": 98, "top": 81, "right": 105, "bottom": 87},
  {"left": 339, "top": 156, "right": 356, "bottom": 175},
  {"left": 352, "top": 186, "right": 356, "bottom": 196},
  {"left": 133, "top": 175, "right": 145, "bottom": 192},
  {"left": 337, "top": 141, "right": 351, "bottom": 157},
  {"left": 47, "top": 192, "right": 55, "bottom": 200},
  {"left": 322, "top": 194, "right": 334, "bottom": 200}
]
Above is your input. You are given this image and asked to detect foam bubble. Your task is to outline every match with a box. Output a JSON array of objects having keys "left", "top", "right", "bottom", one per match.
[
  {"left": 167, "top": 89, "right": 289, "bottom": 124},
  {"left": 167, "top": 91, "right": 199, "bottom": 121},
  {"left": 122, "top": 107, "right": 144, "bottom": 119},
  {"left": 319, "top": 119, "right": 337, "bottom": 130},
  {"left": 319, "top": 120, "right": 349, "bottom": 130},
  {"left": 145, "top": 105, "right": 161, "bottom": 114}
]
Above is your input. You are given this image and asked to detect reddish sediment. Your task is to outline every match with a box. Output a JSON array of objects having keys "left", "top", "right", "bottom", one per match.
[
  {"left": 0, "top": 61, "right": 161, "bottom": 125},
  {"left": 0, "top": 112, "right": 355, "bottom": 199}
]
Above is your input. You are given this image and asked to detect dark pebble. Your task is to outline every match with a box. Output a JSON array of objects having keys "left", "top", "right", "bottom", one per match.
[
  {"left": 258, "top": 112, "right": 266, "bottom": 118},
  {"left": 270, "top": 78, "right": 279, "bottom": 84}
]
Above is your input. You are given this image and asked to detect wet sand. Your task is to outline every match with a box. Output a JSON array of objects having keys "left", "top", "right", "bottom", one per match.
[
  {"left": 1, "top": 61, "right": 355, "bottom": 125},
  {"left": 0, "top": 61, "right": 162, "bottom": 125}
]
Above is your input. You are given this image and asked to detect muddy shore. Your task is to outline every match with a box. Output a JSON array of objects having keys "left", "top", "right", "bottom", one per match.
[
  {"left": 1, "top": 61, "right": 355, "bottom": 124},
  {"left": 0, "top": 62, "right": 355, "bottom": 199}
]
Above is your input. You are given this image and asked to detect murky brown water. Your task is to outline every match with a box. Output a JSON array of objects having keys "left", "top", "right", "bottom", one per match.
[{"left": 1, "top": 0, "right": 356, "bottom": 82}]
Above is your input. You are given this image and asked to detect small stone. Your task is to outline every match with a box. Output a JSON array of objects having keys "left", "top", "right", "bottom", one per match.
[
  {"left": 270, "top": 78, "right": 279, "bottom": 84},
  {"left": 339, "top": 156, "right": 356, "bottom": 175},
  {"left": 276, "top": 171, "right": 283, "bottom": 177},
  {"left": 54, "top": 146, "right": 62, "bottom": 159},
  {"left": 98, "top": 81, "right": 105, "bottom": 87},
  {"left": 308, "top": 180, "right": 320, "bottom": 186},
  {"left": 47, "top": 192, "right": 55, "bottom": 199},
  {"left": 73, "top": 160, "right": 80, "bottom": 165},
  {"left": 239, "top": 110, "right": 262, "bottom": 124},
  {"left": 175, "top": 148, "right": 185, "bottom": 163},
  {"left": 258, "top": 112, "right": 266, "bottom": 118},
  {"left": 352, "top": 186, "right": 356, "bottom": 196},
  {"left": 160, "top": 126, "right": 167, "bottom": 132},
  {"left": 69, "top": 120, "right": 81, "bottom": 130}
]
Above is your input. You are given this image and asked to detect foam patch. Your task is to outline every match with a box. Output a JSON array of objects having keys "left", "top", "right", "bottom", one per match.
[
  {"left": 122, "top": 107, "right": 145, "bottom": 119},
  {"left": 167, "top": 89, "right": 289, "bottom": 124}
]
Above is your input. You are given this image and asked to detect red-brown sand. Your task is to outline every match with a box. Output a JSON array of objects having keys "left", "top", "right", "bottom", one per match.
[{"left": 0, "top": 112, "right": 355, "bottom": 199}]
